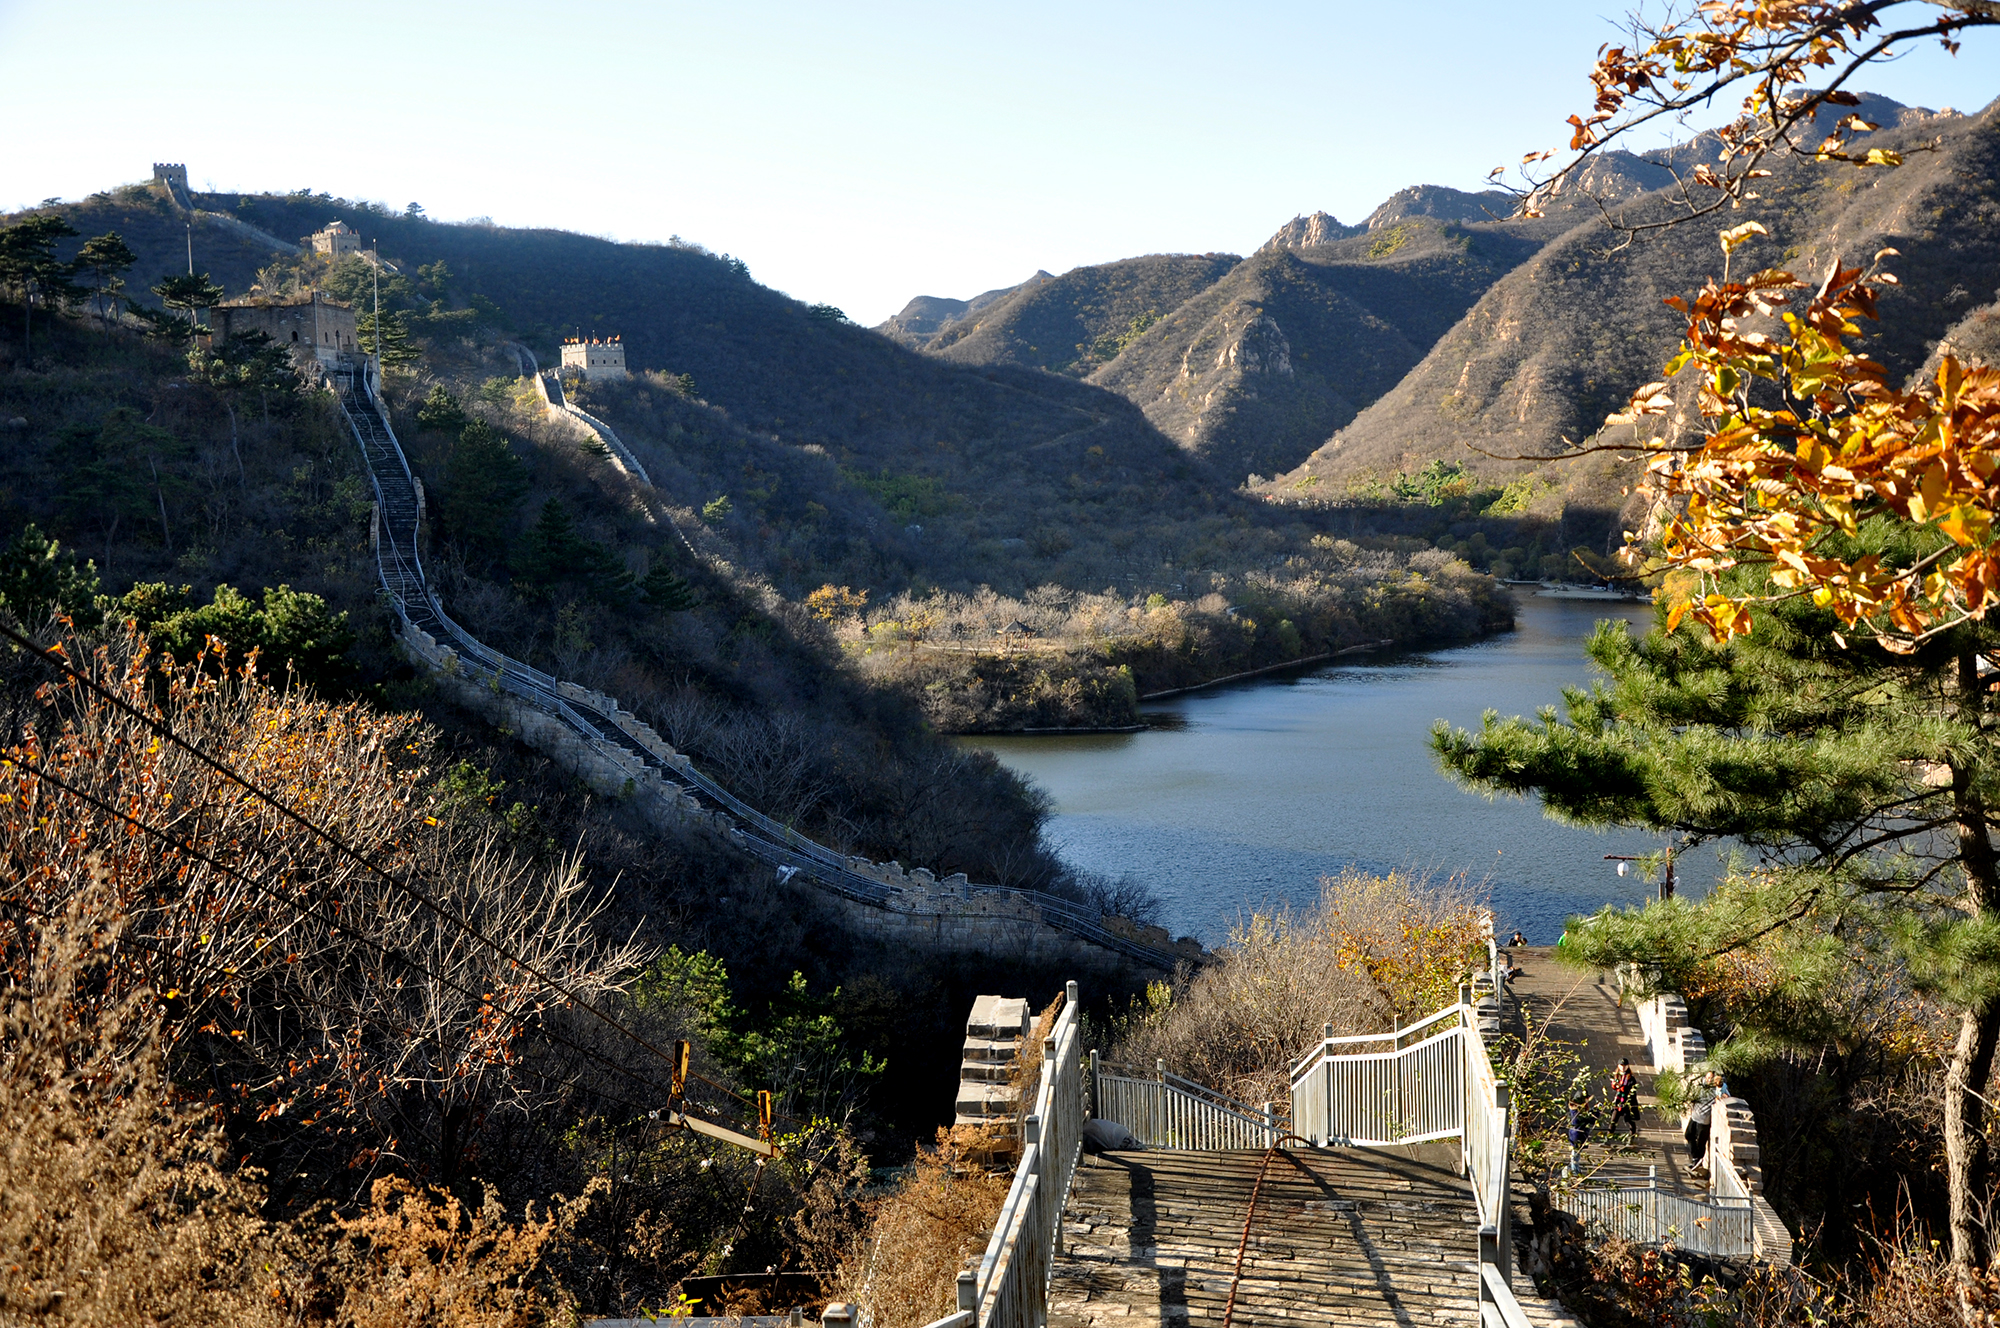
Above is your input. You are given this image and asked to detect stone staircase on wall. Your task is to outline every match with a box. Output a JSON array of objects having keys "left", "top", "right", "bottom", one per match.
[{"left": 954, "top": 995, "right": 1030, "bottom": 1161}]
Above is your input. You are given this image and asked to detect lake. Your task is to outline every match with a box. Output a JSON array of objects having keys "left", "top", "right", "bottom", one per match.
[{"left": 964, "top": 595, "right": 1716, "bottom": 945}]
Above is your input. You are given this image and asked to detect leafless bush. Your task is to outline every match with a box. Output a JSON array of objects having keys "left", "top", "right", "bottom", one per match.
[
  {"left": 834, "top": 1129, "right": 1009, "bottom": 1328},
  {"left": 0, "top": 625, "right": 650, "bottom": 1185},
  {"left": 1109, "top": 869, "right": 1487, "bottom": 1106},
  {"left": 0, "top": 886, "right": 285, "bottom": 1326}
]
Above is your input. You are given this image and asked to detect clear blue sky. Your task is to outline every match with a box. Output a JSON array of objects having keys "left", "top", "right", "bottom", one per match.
[{"left": 1, "top": 1, "right": 1991, "bottom": 325}]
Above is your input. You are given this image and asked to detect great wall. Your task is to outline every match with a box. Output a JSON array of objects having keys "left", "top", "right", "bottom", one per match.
[{"left": 331, "top": 356, "right": 1202, "bottom": 976}]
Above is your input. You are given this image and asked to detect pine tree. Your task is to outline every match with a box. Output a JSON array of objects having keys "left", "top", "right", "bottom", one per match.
[
  {"left": 70, "top": 231, "right": 136, "bottom": 328},
  {"left": 151, "top": 271, "right": 225, "bottom": 344},
  {"left": 0, "top": 524, "right": 103, "bottom": 631},
  {"left": 416, "top": 385, "right": 467, "bottom": 433},
  {"left": 0, "top": 215, "right": 82, "bottom": 357},
  {"left": 357, "top": 306, "right": 419, "bottom": 367},
  {"left": 512, "top": 499, "right": 634, "bottom": 604},
  {"left": 1434, "top": 565, "right": 2000, "bottom": 1259},
  {"left": 640, "top": 561, "right": 696, "bottom": 613},
  {"left": 439, "top": 421, "right": 529, "bottom": 565}
]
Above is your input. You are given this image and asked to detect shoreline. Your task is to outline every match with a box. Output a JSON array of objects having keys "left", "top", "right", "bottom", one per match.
[{"left": 1138, "top": 639, "right": 1396, "bottom": 702}]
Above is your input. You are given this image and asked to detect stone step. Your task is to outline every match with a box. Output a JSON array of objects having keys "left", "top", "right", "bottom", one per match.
[
  {"left": 955, "top": 1080, "right": 1020, "bottom": 1117},
  {"left": 966, "top": 994, "right": 1030, "bottom": 1040},
  {"left": 960, "top": 1059, "right": 1013, "bottom": 1083},
  {"left": 961, "top": 1035, "right": 1021, "bottom": 1063}
]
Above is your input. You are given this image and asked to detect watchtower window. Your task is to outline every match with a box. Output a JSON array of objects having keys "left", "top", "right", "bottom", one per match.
[{"left": 291, "top": 330, "right": 299, "bottom": 342}]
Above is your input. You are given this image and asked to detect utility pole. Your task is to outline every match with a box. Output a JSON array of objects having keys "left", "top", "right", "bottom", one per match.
[{"left": 185, "top": 218, "right": 193, "bottom": 275}]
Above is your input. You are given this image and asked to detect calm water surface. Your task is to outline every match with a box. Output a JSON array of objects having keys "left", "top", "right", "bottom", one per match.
[{"left": 964, "top": 596, "right": 1716, "bottom": 945}]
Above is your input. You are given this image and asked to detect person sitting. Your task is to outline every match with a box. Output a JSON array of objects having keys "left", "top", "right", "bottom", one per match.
[{"left": 1508, "top": 930, "right": 1528, "bottom": 947}]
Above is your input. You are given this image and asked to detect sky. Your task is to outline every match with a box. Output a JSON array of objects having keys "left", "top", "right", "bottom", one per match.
[{"left": 2, "top": 1, "right": 1993, "bottom": 325}]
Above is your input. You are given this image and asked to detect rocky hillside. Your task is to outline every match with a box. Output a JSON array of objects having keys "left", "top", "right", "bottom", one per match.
[
  {"left": 874, "top": 93, "right": 1986, "bottom": 494},
  {"left": 1265, "top": 95, "right": 1997, "bottom": 513},
  {"left": 875, "top": 272, "right": 1051, "bottom": 347},
  {"left": 1085, "top": 220, "right": 1545, "bottom": 481}
]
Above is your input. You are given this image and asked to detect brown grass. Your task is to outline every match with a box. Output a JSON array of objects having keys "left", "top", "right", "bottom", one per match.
[
  {"left": 0, "top": 886, "right": 285, "bottom": 1326},
  {"left": 835, "top": 1129, "right": 1010, "bottom": 1328},
  {"left": 0, "top": 885, "right": 590, "bottom": 1326}
]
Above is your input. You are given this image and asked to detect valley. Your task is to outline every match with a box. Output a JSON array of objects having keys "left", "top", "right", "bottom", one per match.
[{"left": 4, "top": 46, "right": 1999, "bottom": 1321}]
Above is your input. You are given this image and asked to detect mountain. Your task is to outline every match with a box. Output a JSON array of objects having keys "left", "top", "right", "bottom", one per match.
[
  {"left": 881, "top": 198, "right": 1570, "bottom": 482},
  {"left": 919, "top": 254, "right": 1242, "bottom": 373},
  {"left": 1264, "top": 95, "right": 2000, "bottom": 513},
  {"left": 875, "top": 272, "right": 1051, "bottom": 347},
  {"left": 1261, "top": 211, "right": 1360, "bottom": 248}
]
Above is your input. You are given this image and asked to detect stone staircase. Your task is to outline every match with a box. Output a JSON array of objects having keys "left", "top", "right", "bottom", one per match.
[
  {"left": 954, "top": 995, "right": 1030, "bottom": 1158},
  {"left": 1051, "top": 1144, "right": 1579, "bottom": 1328}
]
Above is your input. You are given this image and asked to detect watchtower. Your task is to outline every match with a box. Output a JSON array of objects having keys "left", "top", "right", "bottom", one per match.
[
  {"left": 306, "top": 220, "right": 361, "bottom": 258},
  {"left": 560, "top": 336, "right": 629, "bottom": 381},
  {"left": 152, "top": 163, "right": 188, "bottom": 191}
]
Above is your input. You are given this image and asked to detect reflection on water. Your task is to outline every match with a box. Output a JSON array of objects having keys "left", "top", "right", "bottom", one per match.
[{"left": 962, "top": 596, "right": 1719, "bottom": 945}]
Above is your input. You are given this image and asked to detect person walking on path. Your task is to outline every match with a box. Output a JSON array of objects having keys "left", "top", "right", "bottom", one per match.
[
  {"left": 1565, "top": 1093, "right": 1595, "bottom": 1176},
  {"left": 1684, "top": 1071, "right": 1721, "bottom": 1175},
  {"left": 1608, "top": 1058, "right": 1641, "bottom": 1143}
]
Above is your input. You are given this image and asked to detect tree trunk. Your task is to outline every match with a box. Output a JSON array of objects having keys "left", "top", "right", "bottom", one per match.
[
  {"left": 225, "top": 400, "right": 244, "bottom": 483},
  {"left": 1948, "top": 648, "right": 2000, "bottom": 1280},
  {"left": 149, "top": 456, "right": 173, "bottom": 554}
]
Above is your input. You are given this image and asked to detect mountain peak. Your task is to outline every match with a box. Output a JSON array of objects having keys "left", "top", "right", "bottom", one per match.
[{"left": 1261, "top": 212, "right": 1358, "bottom": 252}]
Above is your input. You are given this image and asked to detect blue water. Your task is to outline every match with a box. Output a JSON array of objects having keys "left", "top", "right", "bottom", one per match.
[{"left": 964, "top": 596, "right": 1717, "bottom": 945}]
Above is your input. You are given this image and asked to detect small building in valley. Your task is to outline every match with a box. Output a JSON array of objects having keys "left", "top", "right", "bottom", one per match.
[
  {"left": 306, "top": 220, "right": 362, "bottom": 258},
  {"left": 560, "top": 336, "right": 628, "bottom": 380},
  {"left": 207, "top": 291, "right": 358, "bottom": 367}
]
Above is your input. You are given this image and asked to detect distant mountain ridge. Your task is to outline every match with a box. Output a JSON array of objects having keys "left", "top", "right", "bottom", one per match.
[
  {"left": 1266, "top": 93, "right": 2000, "bottom": 517},
  {"left": 875, "top": 91, "right": 1993, "bottom": 492}
]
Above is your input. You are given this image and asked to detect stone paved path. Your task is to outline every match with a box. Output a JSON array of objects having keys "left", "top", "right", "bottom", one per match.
[
  {"left": 1048, "top": 1143, "right": 1482, "bottom": 1328},
  {"left": 1503, "top": 945, "right": 1699, "bottom": 1192}
]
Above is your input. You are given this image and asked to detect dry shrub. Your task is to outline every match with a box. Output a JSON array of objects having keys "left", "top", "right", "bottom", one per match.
[
  {"left": 1567, "top": 1219, "right": 2000, "bottom": 1327},
  {"left": 0, "top": 888, "right": 285, "bottom": 1326},
  {"left": 1008, "top": 995, "right": 1063, "bottom": 1106},
  {"left": 0, "top": 626, "right": 646, "bottom": 1182},
  {"left": 1, "top": 883, "right": 591, "bottom": 1325},
  {"left": 835, "top": 1130, "right": 1008, "bottom": 1328},
  {"left": 328, "top": 1177, "right": 581, "bottom": 1328},
  {"left": 1110, "top": 868, "right": 1487, "bottom": 1105}
]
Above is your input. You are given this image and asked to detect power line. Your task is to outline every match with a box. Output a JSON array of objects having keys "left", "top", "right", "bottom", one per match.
[
  {"left": 0, "top": 744, "right": 680, "bottom": 1110},
  {"left": 0, "top": 694, "right": 796, "bottom": 1137},
  {"left": 0, "top": 621, "right": 691, "bottom": 1079},
  {"left": 1, "top": 893, "right": 670, "bottom": 1128}
]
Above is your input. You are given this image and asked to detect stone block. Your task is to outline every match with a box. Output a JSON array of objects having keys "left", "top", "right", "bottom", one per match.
[{"left": 967, "top": 994, "right": 1030, "bottom": 1040}]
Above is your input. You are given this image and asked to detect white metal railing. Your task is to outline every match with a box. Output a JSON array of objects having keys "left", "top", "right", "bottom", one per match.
[
  {"left": 1091, "top": 1058, "right": 1279, "bottom": 1150},
  {"left": 1289, "top": 1005, "right": 1471, "bottom": 1146},
  {"left": 966, "top": 983, "right": 1086, "bottom": 1328},
  {"left": 1479, "top": 1262, "right": 1535, "bottom": 1328},
  {"left": 1562, "top": 1180, "right": 1752, "bottom": 1259}
]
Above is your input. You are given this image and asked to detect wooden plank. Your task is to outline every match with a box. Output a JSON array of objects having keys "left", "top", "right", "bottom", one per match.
[{"left": 672, "top": 1109, "right": 774, "bottom": 1157}]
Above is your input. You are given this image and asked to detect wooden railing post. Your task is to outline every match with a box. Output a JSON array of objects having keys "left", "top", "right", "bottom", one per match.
[{"left": 1088, "top": 1048, "right": 1100, "bottom": 1120}]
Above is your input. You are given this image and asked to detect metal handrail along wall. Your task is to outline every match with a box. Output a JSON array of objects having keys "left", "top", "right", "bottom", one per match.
[{"left": 1091, "top": 1056, "right": 1279, "bottom": 1151}]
